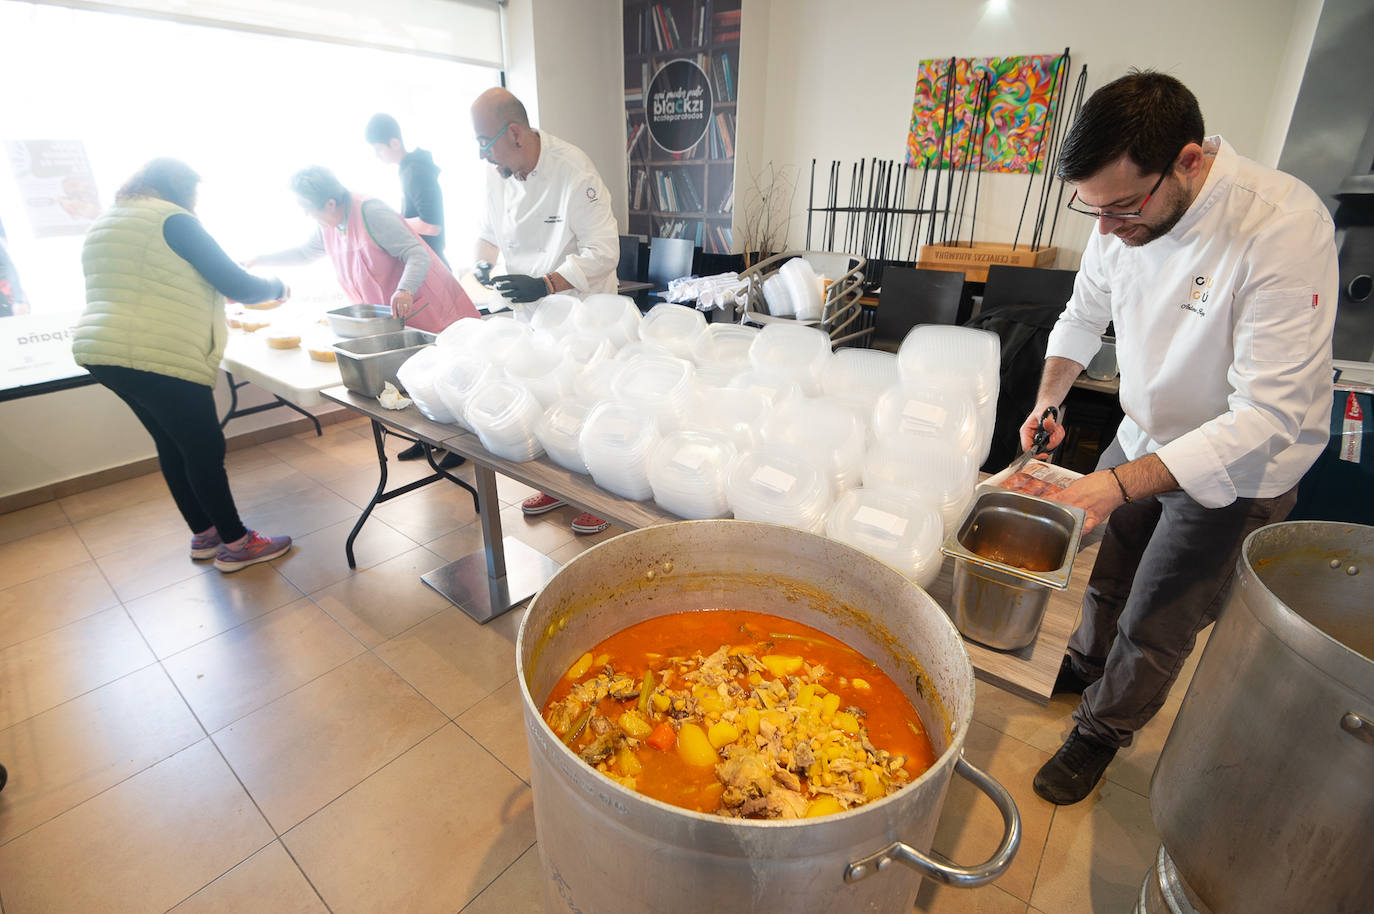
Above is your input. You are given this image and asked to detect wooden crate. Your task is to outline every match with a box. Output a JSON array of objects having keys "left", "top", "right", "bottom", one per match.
[{"left": 917, "top": 241, "right": 1058, "bottom": 283}]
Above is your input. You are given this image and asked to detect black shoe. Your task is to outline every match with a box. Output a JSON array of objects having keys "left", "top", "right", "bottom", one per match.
[
  {"left": 437, "top": 451, "right": 466, "bottom": 470},
  {"left": 1053, "top": 654, "right": 1092, "bottom": 696},
  {"left": 1033, "top": 730, "right": 1117, "bottom": 805},
  {"left": 397, "top": 441, "right": 426, "bottom": 461}
]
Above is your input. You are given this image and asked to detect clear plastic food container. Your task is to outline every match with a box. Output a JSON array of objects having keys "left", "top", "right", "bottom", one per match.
[
  {"left": 863, "top": 437, "right": 977, "bottom": 534},
  {"left": 638, "top": 303, "right": 708, "bottom": 360},
  {"left": 726, "top": 446, "right": 833, "bottom": 533},
  {"left": 395, "top": 347, "right": 456, "bottom": 424},
  {"left": 824, "top": 487, "right": 944, "bottom": 588},
  {"left": 578, "top": 400, "right": 660, "bottom": 500},
  {"left": 749, "top": 322, "right": 831, "bottom": 394},
  {"left": 535, "top": 399, "right": 594, "bottom": 475},
  {"left": 822, "top": 348, "right": 899, "bottom": 413},
  {"left": 611, "top": 354, "right": 697, "bottom": 434},
  {"left": 761, "top": 397, "right": 867, "bottom": 494},
  {"left": 871, "top": 384, "right": 981, "bottom": 459},
  {"left": 503, "top": 340, "right": 573, "bottom": 408},
  {"left": 463, "top": 378, "right": 544, "bottom": 462},
  {"left": 573, "top": 294, "right": 642, "bottom": 349},
  {"left": 646, "top": 429, "right": 738, "bottom": 519},
  {"left": 434, "top": 355, "right": 497, "bottom": 431},
  {"left": 529, "top": 293, "right": 580, "bottom": 338}
]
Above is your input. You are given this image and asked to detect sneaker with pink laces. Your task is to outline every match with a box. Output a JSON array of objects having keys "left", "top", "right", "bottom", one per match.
[
  {"left": 213, "top": 530, "right": 292, "bottom": 573},
  {"left": 571, "top": 513, "right": 609, "bottom": 535},
  {"left": 190, "top": 527, "right": 223, "bottom": 560},
  {"left": 522, "top": 493, "right": 566, "bottom": 515}
]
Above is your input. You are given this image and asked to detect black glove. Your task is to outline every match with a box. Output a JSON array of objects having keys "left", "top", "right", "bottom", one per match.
[
  {"left": 473, "top": 260, "right": 494, "bottom": 286},
  {"left": 491, "top": 273, "right": 547, "bottom": 304}
]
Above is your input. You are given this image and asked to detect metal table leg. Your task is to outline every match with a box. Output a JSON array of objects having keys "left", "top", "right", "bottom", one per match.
[{"left": 219, "top": 371, "right": 323, "bottom": 437}]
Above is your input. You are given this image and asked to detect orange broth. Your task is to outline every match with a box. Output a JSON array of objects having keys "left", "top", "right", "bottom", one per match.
[{"left": 541, "top": 609, "right": 937, "bottom": 815}]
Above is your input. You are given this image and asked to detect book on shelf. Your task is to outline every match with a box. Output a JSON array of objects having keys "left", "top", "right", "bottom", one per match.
[
  {"left": 632, "top": 168, "right": 649, "bottom": 211},
  {"left": 627, "top": 122, "right": 647, "bottom": 156},
  {"left": 708, "top": 112, "right": 735, "bottom": 159},
  {"left": 717, "top": 182, "right": 734, "bottom": 215}
]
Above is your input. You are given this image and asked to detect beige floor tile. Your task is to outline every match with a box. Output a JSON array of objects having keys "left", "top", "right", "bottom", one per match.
[
  {"left": 284, "top": 724, "right": 536, "bottom": 914},
  {"left": 914, "top": 880, "right": 1028, "bottom": 913},
  {"left": 458, "top": 843, "right": 544, "bottom": 914},
  {"left": 262, "top": 433, "right": 380, "bottom": 485},
  {"left": 124, "top": 562, "right": 304, "bottom": 658},
  {"left": 228, "top": 461, "right": 321, "bottom": 511},
  {"left": 0, "top": 606, "right": 155, "bottom": 731},
  {"left": 456, "top": 677, "right": 532, "bottom": 782},
  {"left": 931, "top": 721, "right": 1055, "bottom": 903},
  {"left": 974, "top": 679, "right": 1079, "bottom": 756},
  {"left": 423, "top": 517, "right": 488, "bottom": 562},
  {"left": 235, "top": 483, "right": 363, "bottom": 541},
  {"left": 375, "top": 606, "right": 522, "bottom": 719},
  {"left": 498, "top": 504, "right": 578, "bottom": 555},
  {"left": 495, "top": 473, "right": 543, "bottom": 508},
  {"left": 96, "top": 526, "right": 214, "bottom": 603},
  {"left": 213, "top": 653, "right": 446, "bottom": 832},
  {"left": 0, "top": 526, "right": 91, "bottom": 591},
  {"left": 310, "top": 546, "right": 454, "bottom": 646},
  {"left": 0, "top": 739, "right": 273, "bottom": 914},
  {"left": 167, "top": 840, "right": 328, "bottom": 914},
  {"left": 0, "top": 665, "right": 203, "bottom": 845},
  {"left": 0, "top": 500, "right": 70, "bottom": 547},
  {"left": 163, "top": 597, "right": 364, "bottom": 732},
  {"left": 319, "top": 451, "right": 446, "bottom": 509},
  {"left": 222, "top": 444, "right": 288, "bottom": 474},
  {"left": 0, "top": 560, "right": 119, "bottom": 651},
  {"left": 72, "top": 496, "right": 189, "bottom": 558},
  {"left": 272, "top": 515, "right": 417, "bottom": 595},
  {"left": 56, "top": 472, "right": 173, "bottom": 525},
  {"left": 1030, "top": 780, "right": 1160, "bottom": 914},
  {"left": 1103, "top": 695, "right": 1182, "bottom": 798},
  {"left": 372, "top": 482, "right": 481, "bottom": 544}
]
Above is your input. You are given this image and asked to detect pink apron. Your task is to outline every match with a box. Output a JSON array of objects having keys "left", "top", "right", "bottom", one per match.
[{"left": 322, "top": 195, "right": 477, "bottom": 334}]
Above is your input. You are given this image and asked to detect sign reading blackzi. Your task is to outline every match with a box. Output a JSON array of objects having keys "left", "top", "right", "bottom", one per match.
[{"left": 647, "top": 59, "right": 713, "bottom": 154}]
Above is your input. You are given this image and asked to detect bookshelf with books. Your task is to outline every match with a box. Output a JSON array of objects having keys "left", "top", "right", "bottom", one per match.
[{"left": 623, "top": 0, "right": 740, "bottom": 254}]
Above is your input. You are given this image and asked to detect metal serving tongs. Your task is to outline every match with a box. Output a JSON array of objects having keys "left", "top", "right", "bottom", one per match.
[
  {"left": 398, "top": 300, "right": 431, "bottom": 326},
  {"left": 1003, "top": 405, "right": 1059, "bottom": 475}
]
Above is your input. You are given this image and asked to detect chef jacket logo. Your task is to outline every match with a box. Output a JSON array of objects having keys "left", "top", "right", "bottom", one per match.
[
  {"left": 585, "top": 186, "right": 598, "bottom": 202},
  {"left": 646, "top": 59, "right": 713, "bottom": 154},
  {"left": 1179, "top": 274, "right": 1212, "bottom": 317}
]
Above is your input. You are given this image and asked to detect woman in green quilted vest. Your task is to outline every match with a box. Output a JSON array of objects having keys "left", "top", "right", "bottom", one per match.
[{"left": 74, "top": 158, "right": 293, "bottom": 573}]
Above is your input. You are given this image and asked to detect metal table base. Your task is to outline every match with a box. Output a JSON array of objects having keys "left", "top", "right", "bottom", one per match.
[
  {"left": 220, "top": 370, "right": 322, "bottom": 436},
  {"left": 421, "top": 535, "right": 560, "bottom": 623}
]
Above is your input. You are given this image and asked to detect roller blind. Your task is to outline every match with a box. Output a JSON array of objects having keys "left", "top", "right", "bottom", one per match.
[{"left": 32, "top": 0, "right": 504, "bottom": 68}]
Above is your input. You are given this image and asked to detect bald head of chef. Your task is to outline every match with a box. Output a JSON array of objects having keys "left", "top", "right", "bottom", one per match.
[{"left": 471, "top": 87, "right": 540, "bottom": 182}]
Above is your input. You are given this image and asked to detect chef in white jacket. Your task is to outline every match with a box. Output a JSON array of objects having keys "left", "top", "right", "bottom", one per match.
[
  {"left": 1018, "top": 71, "right": 1338, "bottom": 806},
  {"left": 470, "top": 87, "right": 620, "bottom": 535}
]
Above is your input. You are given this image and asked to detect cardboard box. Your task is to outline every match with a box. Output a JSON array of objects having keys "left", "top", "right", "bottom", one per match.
[{"left": 917, "top": 241, "right": 1058, "bottom": 283}]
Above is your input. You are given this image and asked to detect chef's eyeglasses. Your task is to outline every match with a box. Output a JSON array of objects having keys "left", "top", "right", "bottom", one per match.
[
  {"left": 477, "top": 122, "right": 514, "bottom": 156},
  {"left": 1065, "top": 156, "right": 1176, "bottom": 221}
]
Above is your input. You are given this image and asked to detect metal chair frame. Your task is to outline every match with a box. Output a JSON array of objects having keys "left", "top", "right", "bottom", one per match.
[{"left": 737, "top": 250, "right": 870, "bottom": 346}]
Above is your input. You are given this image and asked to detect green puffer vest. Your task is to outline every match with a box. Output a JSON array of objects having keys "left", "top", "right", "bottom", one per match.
[{"left": 74, "top": 197, "right": 226, "bottom": 387}]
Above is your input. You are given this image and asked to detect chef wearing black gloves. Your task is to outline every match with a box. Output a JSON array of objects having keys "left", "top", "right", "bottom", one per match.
[{"left": 490, "top": 273, "right": 550, "bottom": 303}]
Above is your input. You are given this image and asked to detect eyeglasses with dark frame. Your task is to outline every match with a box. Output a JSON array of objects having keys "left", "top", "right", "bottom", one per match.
[
  {"left": 1065, "top": 156, "right": 1177, "bottom": 220},
  {"left": 477, "top": 122, "right": 514, "bottom": 156}
]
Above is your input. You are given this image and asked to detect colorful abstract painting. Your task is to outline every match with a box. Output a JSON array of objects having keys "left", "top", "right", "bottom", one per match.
[{"left": 907, "top": 54, "right": 1065, "bottom": 174}]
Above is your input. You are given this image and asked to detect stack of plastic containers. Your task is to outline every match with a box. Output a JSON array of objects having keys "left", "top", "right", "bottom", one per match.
[
  {"left": 824, "top": 488, "right": 944, "bottom": 588},
  {"left": 779, "top": 257, "right": 824, "bottom": 322},
  {"left": 529, "top": 294, "right": 579, "bottom": 338},
  {"left": 682, "top": 387, "right": 768, "bottom": 453},
  {"left": 725, "top": 369, "right": 804, "bottom": 408},
  {"left": 691, "top": 324, "right": 757, "bottom": 388},
  {"left": 638, "top": 303, "right": 708, "bottom": 360},
  {"left": 749, "top": 322, "right": 831, "bottom": 395},
  {"left": 395, "top": 347, "right": 456, "bottom": 423},
  {"left": 573, "top": 294, "right": 642, "bottom": 348},
  {"left": 726, "top": 446, "right": 833, "bottom": 533},
  {"left": 535, "top": 399, "right": 593, "bottom": 474},
  {"left": 482, "top": 317, "right": 536, "bottom": 367},
  {"left": 615, "top": 340, "right": 676, "bottom": 364},
  {"left": 579, "top": 400, "right": 660, "bottom": 500},
  {"left": 862, "top": 437, "right": 977, "bottom": 535},
  {"left": 871, "top": 383, "right": 982, "bottom": 460},
  {"left": 434, "top": 355, "right": 496, "bottom": 430},
  {"left": 503, "top": 339, "right": 573, "bottom": 408},
  {"left": 897, "top": 325, "right": 1000, "bottom": 465},
  {"left": 463, "top": 379, "right": 544, "bottom": 461},
  {"left": 761, "top": 397, "right": 866, "bottom": 494},
  {"left": 610, "top": 354, "right": 696, "bottom": 434},
  {"left": 762, "top": 273, "right": 794, "bottom": 317},
  {"left": 822, "top": 348, "right": 899, "bottom": 417},
  {"left": 574, "top": 359, "right": 620, "bottom": 404},
  {"left": 646, "top": 429, "right": 738, "bottom": 518},
  {"left": 562, "top": 332, "right": 616, "bottom": 375},
  {"left": 435, "top": 315, "right": 491, "bottom": 354}
]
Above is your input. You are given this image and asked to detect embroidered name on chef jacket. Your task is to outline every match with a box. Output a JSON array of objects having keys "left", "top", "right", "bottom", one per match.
[
  {"left": 543, "top": 214, "right": 564, "bottom": 224},
  {"left": 1179, "top": 274, "right": 1213, "bottom": 317}
]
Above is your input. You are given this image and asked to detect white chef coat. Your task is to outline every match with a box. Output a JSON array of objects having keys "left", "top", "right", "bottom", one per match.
[
  {"left": 1046, "top": 136, "right": 1338, "bottom": 508},
  {"left": 477, "top": 131, "right": 619, "bottom": 297}
]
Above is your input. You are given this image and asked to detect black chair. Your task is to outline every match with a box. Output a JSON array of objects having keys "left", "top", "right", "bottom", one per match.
[
  {"left": 636, "top": 236, "right": 695, "bottom": 309},
  {"left": 869, "top": 266, "right": 967, "bottom": 352},
  {"left": 618, "top": 234, "right": 646, "bottom": 282},
  {"left": 980, "top": 264, "right": 1078, "bottom": 314}
]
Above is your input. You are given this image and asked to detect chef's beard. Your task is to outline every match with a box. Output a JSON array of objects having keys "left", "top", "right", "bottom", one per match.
[{"left": 1114, "top": 181, "right": 1190, "bottom": 247}]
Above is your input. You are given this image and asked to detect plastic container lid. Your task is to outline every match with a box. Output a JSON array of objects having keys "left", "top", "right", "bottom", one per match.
[
  {"left": 434, "top": 355, "right": 496, "bottom": 431},
  {"left": 573, "top": 294, "right": 642, "bottom": 348},
  {"left": 615, "top": 340, "right": 677, "bottom": 363},
  {"left": 647, "top": 429, "right": 738, "bottom": 519},
  {"left": 434, "top": 315, "right": 492, "bottom": 352},
  {"left": 482, "top": 317, "right": 536, "bottom": 366},
  {"left": 682, "top": 387, "right": 768, "bottom": 452},
  {"left": 690, "top": 323, "right": 758, "bottom": 367},
  {"left": 863, "top": 437, "right": 977, "bottom": 533},
  {"left": 762, "top": 273, "right": 794, "bottom": 316},
  {"left": 639, "top": 303, "right": 708, "bottom": 359},
  {"left": 824, "top": 487, "right": 944, "bottom": 588},
  {"left": 574, "top": 359, "right": 621, "bottom": 404},
  {"left": 726, "top": 447, "right": 833, "bottom": 533},
  {"left": 529, "top": 293, "right": 579, "bottom": 337},
  {"left": 535, "top": 399, "right": 594, "bottom": 475},
  {"left": 871, "top": 383, "right": 981, "bottom": 459},
  {"left": 761, "top": 397, "right": 866, "bottom": 494},
  {"left": 503, "top": 341, "right": 573, "bottom": 408},
  {"left": 464, "top": 379, "right": 544, "bottom": 461},
  {"left": 822, "top": 348, "right": 899, "bottom": 411},
  {"left": 562, "top": 332, "right": 616, "bottom": 375},
  {"left": 579, "top": 400, "right": 660, "bottom": 500},
  {"left": 749, "top": 322, "right": 831, "bottom": 395},
  {"left": 726, "top": 369, "right": 804, "bottom": 409},
  {"left": 611, "top": 355, "right": 696, "bottom": 434},
  {"left": 395, "top": 347, "right": 456, "bottom": 424},
  {"left": 897, "top": 325, "right": 1000, "bottom": 402},
  {"left": 780, "top": 257, "right": 824, "bottom": 322}
]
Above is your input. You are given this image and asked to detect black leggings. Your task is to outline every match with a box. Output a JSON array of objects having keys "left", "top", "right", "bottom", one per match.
[{"left": 85, "top": 364, "right": 248, "bottom": 543}]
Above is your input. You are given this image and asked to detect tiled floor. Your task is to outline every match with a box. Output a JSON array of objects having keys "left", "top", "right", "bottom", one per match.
[{"left": 0, "top": 416, "right": 1205, "bottom": 913}]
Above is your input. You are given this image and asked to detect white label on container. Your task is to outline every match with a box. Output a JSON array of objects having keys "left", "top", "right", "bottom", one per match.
[
  {"left": 604, "top": 419, "right": 635, "bottom": 443},
  {"left": 853, "top": 506, "right": 908, "bottom": 538},
  {"left": 751, "top": 465, "right": 796, "bottom": 495},
  {"left": 550, "top": 412, "right": 581, "bottom": 436},
  {"left": 901, "top": 401, "right": 946, "bottom": 433},
  {"left": 673, "top": 445, "right": 707, "bottom": 471}
]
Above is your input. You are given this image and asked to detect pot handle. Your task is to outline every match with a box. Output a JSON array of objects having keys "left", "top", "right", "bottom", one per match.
[
  {"left": 1341, "top": 712, "right": 1374, "bottom": 748},
  {"left": 844, "top": 754, "right": 1021, "bottom": 889}
]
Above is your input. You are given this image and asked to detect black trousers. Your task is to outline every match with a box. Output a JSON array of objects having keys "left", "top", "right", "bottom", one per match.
[{"left": 86, "top": 364, "right": 248, "bottom": 543}]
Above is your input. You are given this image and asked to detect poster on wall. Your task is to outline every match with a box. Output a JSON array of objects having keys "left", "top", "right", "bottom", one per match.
[
  {"left": 5, "top": 139, "right": 102, "bottom": 237},
  {"left": 623, "top": 0, "right": 740, "bottom": 254},
  {"left": 907, "top": 55, "right": 1063, "bottom": 173}
]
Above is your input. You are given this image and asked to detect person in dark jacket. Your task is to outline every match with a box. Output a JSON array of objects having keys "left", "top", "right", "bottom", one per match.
[{"left": 365, "top": 113, "right": 447, "bottom": 265}]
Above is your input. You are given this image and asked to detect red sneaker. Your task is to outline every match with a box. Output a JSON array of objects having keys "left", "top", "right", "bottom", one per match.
[
  {"left": 521, "top": 493, "right": 566, "bottom": 515},
  {"left": 571, "top": 513, "right": 609, "bottom": 535}
]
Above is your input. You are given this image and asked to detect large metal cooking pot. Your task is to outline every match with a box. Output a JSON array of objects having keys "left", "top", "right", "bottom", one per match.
[
  {"left": 1149, "top": 521, "right": 1373, "bottom": 914},
  {"left": 516, "top": 520, "right": 1020, "bottom": 913}
]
